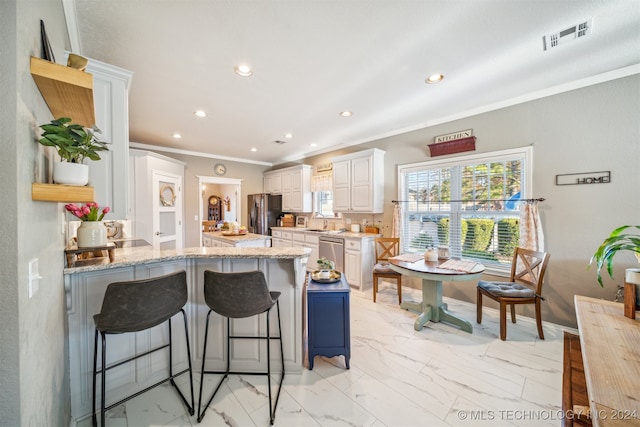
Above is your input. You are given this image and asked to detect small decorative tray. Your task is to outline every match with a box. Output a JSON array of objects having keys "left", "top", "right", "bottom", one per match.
[{"left": 310, "top": 270, "right": 341, "bottom": 283}]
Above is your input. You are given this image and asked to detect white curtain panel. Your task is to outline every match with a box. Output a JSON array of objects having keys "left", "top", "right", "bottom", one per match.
[
  {"left": 519, "top": 201, "right": 545, "bottom": 252},
  {"left": 392, "top": 203, "right": 401, "bottom": 239},
  {"left": 311, "top": 173, "right": 332, "bottom": 192}
]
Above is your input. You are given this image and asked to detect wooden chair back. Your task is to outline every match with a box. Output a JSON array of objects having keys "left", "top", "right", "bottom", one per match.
[
  {"left": 510, "top": 247, "right": 551, "bottom": 296},
  {"left": 375, "top": 237, "right": 400, "bottom": 263}
]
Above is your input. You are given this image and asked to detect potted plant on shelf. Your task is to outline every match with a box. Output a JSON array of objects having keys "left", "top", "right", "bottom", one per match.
[
  {"left": 588, "top": 225, "right": 640, "bottom": 317},
  {"left": 38, "top": 117, "right": 109, "bottom": 186}
]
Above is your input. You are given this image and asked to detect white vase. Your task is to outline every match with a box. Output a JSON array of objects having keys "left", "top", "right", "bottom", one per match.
[
  {"left": 77, "top": 221, "right": 107, "bottom": 248},
  {"left": 53, "top": 162, "right": 89, "bottom": 186}
]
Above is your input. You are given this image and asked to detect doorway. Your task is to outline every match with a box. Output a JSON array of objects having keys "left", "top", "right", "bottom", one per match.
[{"left": 197, "top": 175, "right": 242, "bottom": 246}]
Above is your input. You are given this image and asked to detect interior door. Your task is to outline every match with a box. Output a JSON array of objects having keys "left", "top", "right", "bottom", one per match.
[{"left": 153, "top": 171, "right": 183, "bottom": 249}]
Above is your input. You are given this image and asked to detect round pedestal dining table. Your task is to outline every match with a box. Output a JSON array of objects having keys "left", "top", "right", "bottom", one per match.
[{"left": 389, "top": 256, "right": 484, "bottom": 332}]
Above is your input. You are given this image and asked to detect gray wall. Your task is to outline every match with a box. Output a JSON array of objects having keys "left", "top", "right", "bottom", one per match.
[{"left": 1, "top": 0, "right": 71, "bottom": 425}]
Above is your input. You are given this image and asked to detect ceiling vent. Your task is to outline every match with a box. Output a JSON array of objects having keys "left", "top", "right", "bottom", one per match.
[
  {"left": 543, "top": 19, "right": 592, "bottom": 51},
  {"left": 272, "top": 140, "right": 287, "bottom": 144}
]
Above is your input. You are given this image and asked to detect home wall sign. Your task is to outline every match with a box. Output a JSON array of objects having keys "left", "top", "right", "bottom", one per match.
[
  {"left": 555, "top": 171, "right": 611, "bottom": 186},
  {"left": 428, "top": 129, "right": 476, "bottom": 157}
]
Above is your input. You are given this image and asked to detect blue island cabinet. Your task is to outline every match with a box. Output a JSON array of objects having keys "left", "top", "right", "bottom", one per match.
[{"left": 307, "top": 275, "right": 351, "bottom": 369}]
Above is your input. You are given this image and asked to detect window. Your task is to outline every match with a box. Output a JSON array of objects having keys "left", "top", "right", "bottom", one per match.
[
  {"left": 315, "top": 191, "right": 334, "bottom": 217},
  {"left": 398, "top": 147, "right": 532, "bottom": 273}
]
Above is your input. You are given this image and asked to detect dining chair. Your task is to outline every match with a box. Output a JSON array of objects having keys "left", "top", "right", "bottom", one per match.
[
  {"left": 476, "top": 247, "right": 550, "bottom": 340},
  {"left": 373, "top": 237, "right": 402, "bottom": 304}
]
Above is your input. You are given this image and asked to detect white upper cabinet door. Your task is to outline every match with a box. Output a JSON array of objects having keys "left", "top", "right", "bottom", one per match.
[
  {"left": 331, "top": 149, "right": 385, "bottom": 213},
  {"left": 84, "top": 56, "right": 133, "bottom": 220},
  {"left": 350, "top": 156, "right": 373, "bottom": 211},
  {"left": 332, "top": 160, "right": 350, "bottom": 211}
]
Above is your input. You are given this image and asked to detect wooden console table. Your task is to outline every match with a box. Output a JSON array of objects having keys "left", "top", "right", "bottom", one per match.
[{"left": 574, "top": 295, "right": 640, "bottom": 427}]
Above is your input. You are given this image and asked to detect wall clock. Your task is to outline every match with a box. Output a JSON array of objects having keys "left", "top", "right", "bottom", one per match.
[{"left": 214, "top": 163, "right": 227, "bottom": 176}]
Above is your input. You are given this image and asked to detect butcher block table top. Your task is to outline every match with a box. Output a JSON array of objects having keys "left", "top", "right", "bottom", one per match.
[{"left": 574, "top": 295, "right": 640, "bottom": 427}]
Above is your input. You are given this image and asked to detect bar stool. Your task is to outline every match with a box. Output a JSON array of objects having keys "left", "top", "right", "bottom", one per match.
[
  {"left": 92, "top": 270, "right": 194, "bottom": 426},
  {"left": 198, "top": 270, "right": 285, "bottom": 425}
]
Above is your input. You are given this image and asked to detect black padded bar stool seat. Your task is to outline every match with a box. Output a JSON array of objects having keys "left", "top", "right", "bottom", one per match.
[
  {"left": 92, "top": 270, "right": 194, "bottom": 426},
  {"left": 198, "top": 270, "right": 285, "bottom": 425}
]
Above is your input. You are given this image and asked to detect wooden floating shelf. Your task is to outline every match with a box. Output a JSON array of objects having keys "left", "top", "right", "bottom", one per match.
[
  {"left": 428, "top": 136, "right": 476, "bottom": 157},
  {"left": 32, "top": 183, "right": 95, "bottom": 203},
  {"left": 30, "top": 56, "right": 96, "bottom": 127}
]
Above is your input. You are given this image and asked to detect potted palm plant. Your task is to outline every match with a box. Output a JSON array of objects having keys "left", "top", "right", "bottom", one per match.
[
  {"left": 589, "top": 225, "right": 640, "bottom": 314},
  {"left": 38, "top": 117, "right": 109, "bottom": 185}
]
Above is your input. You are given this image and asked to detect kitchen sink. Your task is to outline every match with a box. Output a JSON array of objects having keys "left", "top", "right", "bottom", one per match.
[{"left": 304, "top": 229, "right": 343, "bottom": 234}]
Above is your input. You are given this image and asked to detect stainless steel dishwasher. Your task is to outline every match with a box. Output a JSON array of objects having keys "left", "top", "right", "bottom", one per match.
[{"left": 318, "top": 235, "right": 344, "bottom": 272}]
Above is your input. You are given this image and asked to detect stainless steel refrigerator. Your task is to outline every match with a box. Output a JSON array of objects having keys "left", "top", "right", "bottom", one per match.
[{"left": 247, "top": 194, "right": 282, "bottom": 235}]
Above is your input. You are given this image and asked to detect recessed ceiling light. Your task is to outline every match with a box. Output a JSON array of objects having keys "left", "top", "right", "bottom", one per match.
[
  {"left": 251, "top": 148, "right": 257, "bottom": 152},
  {"left": 234, "top": 64, "right": 253, "bottom": 77},
  {"left": 284, "top": 133, "right": 293, "bottom": 139},
  {"left": 339, "top": 111, "right": 353, "bottom": 117},
  {"left": 310, "top": 143, "right": 317, "bottom": 147},
  {"left": 194, "top": 110, "right": 207, "bottom": 118},
  {"left": 425, "top": 73, "right": 444, "bottom": 84},
  {"left": 172, "top": 133, "right": 182, "bottom": 139}
]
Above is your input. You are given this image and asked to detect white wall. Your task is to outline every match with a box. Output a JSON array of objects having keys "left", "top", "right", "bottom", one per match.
[{"left": 0, "top": 0, "right": 72, "bottom": 424}]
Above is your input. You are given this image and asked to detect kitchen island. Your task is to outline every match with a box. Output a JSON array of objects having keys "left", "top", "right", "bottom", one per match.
[
  {"left": 202, "top": 230, "right": 271, "bottom": 247},
  {"left": 64, "top": 244, "right": 309, "bottom": 422}
]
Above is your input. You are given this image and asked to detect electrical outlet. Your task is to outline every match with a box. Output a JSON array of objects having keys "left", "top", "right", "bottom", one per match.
[
  {"left": 346, "top": 218, "right": 352, "bottom": 224},
  {"left": 28, "top": 258, "right": 41, "bottom": 298},
  {"left": 194, "top": 215, "right": 198, "bottom": 221}
]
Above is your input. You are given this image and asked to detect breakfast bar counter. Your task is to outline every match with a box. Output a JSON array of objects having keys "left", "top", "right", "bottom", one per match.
[{"left": 64, "top": 245, "right": 310, "bottom": 422}]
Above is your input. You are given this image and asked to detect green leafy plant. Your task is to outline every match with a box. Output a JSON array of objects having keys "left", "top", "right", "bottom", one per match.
[
  {"left": 317, "top": 257, "right": 335, "bottom": 270},
  {"left": 39, "top": 117, "right": 109, "bottom": 163},
  {"left": 588, "top": 225, "right": 640, "bottom": 287}
]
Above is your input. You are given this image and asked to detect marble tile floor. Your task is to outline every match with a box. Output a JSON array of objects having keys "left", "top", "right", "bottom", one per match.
[{"left": 79, "top": 283, "right": 576, "bottom": 427}]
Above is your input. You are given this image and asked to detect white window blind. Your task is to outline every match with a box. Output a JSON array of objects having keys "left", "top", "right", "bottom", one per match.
[{"left": 398, "top": 147, "right": 531, "bottom": 273}]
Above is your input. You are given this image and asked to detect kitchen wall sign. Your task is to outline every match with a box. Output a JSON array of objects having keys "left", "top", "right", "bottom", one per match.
[
  {"left": 428, "top": 129, "right": 476, "bottom": 157},
  {"left": 555, "top": 171, "right": 611, "bottom": 186}
]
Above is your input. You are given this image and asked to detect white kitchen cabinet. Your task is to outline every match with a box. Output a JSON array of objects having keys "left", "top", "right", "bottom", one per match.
[
  {"left": 129, "top": 149, "right": 185, "bottom": 249},
  {"left": 331, "top": 148, "right": 385, "bottom": 213},
  {"left": 83, "top": 56, "right": 133, "bottom": 219},
  {"left": 264, "top": 170, "right": 282, "bottom": 194},
  {"left": 343, "top": 236, "right": 376, "bottom": 291},
  {"left": 271, "top": 229, "right": 293, "bottom": 247},
  {"left": 264, "top": 165, "right": 312, "bottom": 212},
  {"left": 292, "top": 231, "right": 319, "bottom": 269}
]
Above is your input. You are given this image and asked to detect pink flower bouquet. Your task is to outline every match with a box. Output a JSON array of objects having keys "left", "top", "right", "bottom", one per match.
[{"left": 65, "top": 202, "right": 110, "bottom": 221}]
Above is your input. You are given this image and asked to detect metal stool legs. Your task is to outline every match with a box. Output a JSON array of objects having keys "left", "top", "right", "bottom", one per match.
[
  {"left": 197, "top": 301, "right": 285, "bottom": 424},
  {"left": 92, "top": 309, "right": 195, "bottom": 426}
]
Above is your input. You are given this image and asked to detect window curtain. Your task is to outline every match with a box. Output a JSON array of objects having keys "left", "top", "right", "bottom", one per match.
[
  {"left": 392, "top": 202, "right": 401, "bottom": 239},
  {"left": 519, "top": 200, "right": 544, "bottom": 252},
  {"left": 311, "top": 172, "right": 332, "bottom": 192}
]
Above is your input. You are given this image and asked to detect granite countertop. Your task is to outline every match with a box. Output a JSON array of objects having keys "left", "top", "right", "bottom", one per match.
[
  {"left": 64, "top": 245, "right": 310, "bottom": 274},
  {"left": 271, "top": 227, "right": 381, "bottom": 239},
  {"left": 203, "top": 231, "right": 271, "bottom": 242}
]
